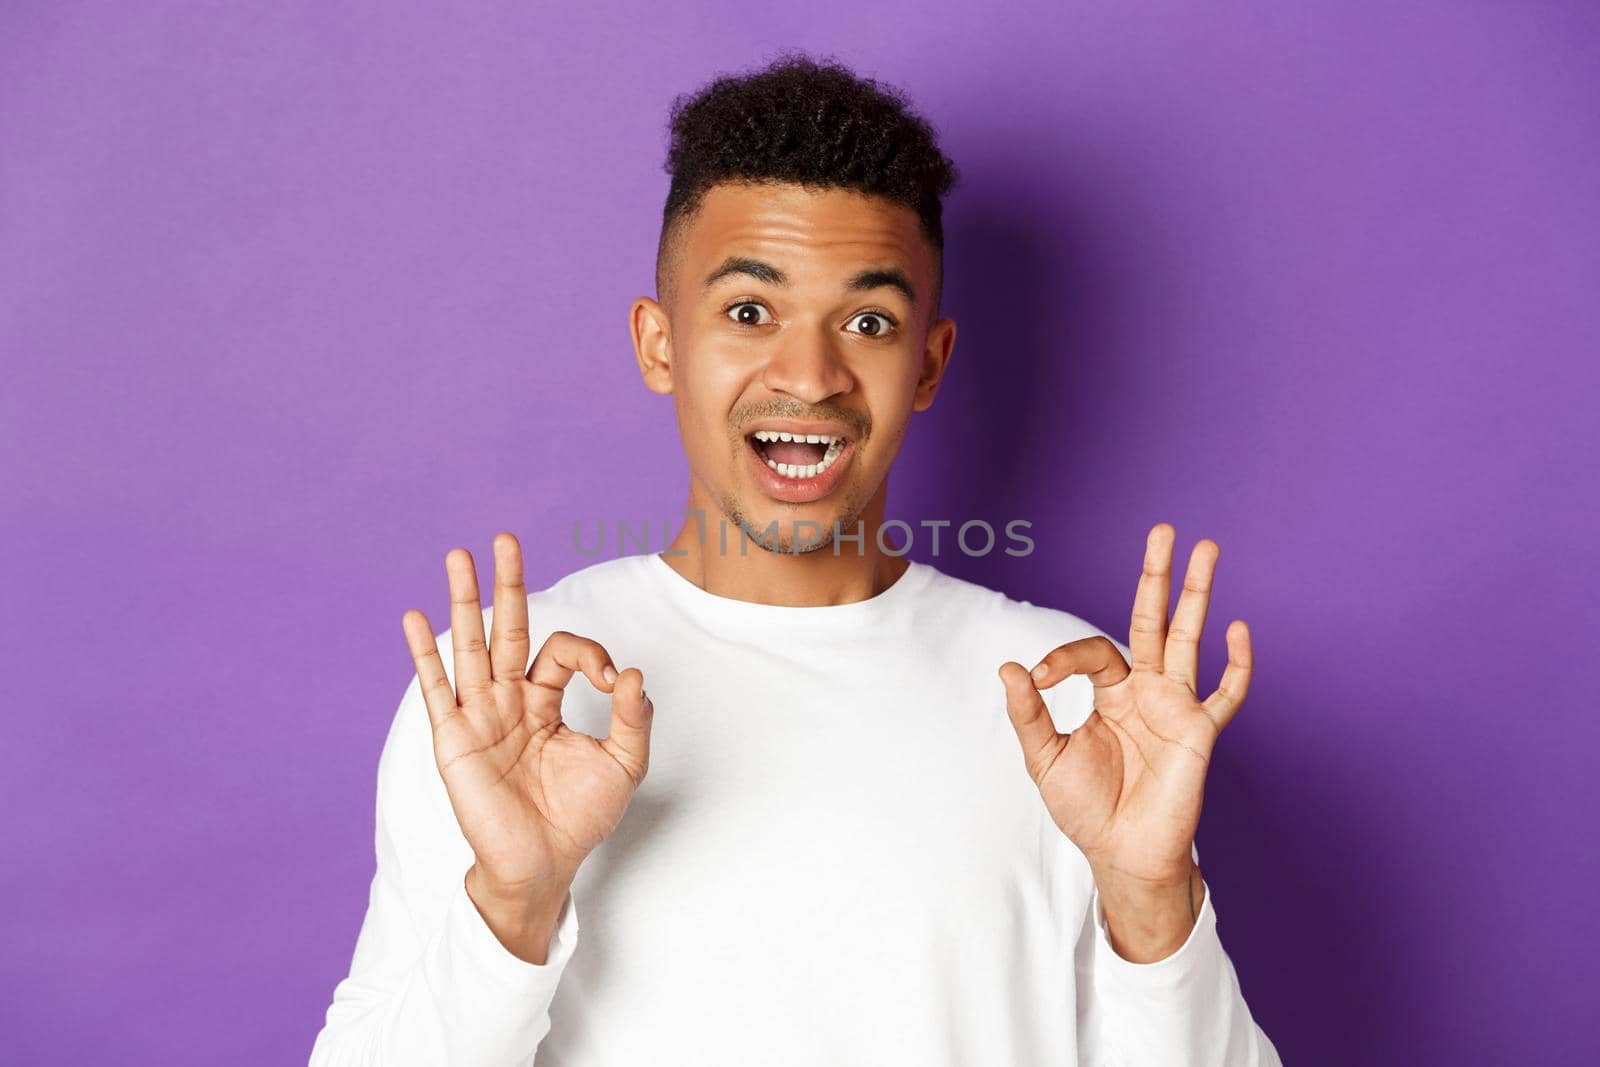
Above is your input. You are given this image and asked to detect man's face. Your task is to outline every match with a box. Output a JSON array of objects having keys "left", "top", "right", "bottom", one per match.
[{"left": 632, "top": 181, "right": 956, "bottom": 553}]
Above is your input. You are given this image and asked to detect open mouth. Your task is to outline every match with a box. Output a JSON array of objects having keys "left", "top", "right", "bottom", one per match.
[{"left": 748, "top": 430, "right": 848, "bottom": 480}]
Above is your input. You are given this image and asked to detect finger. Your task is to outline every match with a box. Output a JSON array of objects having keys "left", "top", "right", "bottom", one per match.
[
  {"left": 1028, "top": 635, "right": 1131, "bottom": 690},
  {"left": 527, "top": 630, "right": 619, "bottom": 708},
  {"left": 488, "top": 532, "right": 532, "bottom": 681},
  {"left": 1164, "top": 538, "right": 1218, "bottom": 691},
  {"left": 1129, "top": 523, "right": 1175, "bottom": 671},
  {"left": 600, "top": 667, "right": 653, "bottom": 783},
  {"left": 998, "top": 661, "right": 1060, "bottom": 779},
  {"left": 401, "top": 609, "right": 455, "bottom": 730},
  {"left": 446, "top": 548, "right": 493, "bottom": 701},
  {"left": 1201, "top": 620, "right": 1253, "bottom": 729}
]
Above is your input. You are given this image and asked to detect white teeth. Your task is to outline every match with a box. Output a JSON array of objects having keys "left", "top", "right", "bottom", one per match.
[
  {"left": 761, "top": 436, "right": 846, "bottom": 480},
  {"left": 752, "top": 430, "right": 841, "bottom": 446}
]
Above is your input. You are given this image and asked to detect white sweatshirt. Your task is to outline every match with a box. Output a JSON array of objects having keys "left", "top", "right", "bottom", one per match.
[{"left": 310, "top": 552, "right": 1280, "bottom": 1066}]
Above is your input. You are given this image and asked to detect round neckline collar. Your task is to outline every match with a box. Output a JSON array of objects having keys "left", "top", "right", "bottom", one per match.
[{"left": 641, "top": 550, "right": 934, "bottom": 629}]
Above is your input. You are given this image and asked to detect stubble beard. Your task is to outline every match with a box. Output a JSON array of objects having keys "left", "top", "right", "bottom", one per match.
[{"left": 719, "top": 487, "right": 869, "bottom": 557}]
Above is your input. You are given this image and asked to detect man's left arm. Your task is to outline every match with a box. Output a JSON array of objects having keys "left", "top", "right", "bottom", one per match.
[
  {"left": 1073, "top": 841, "right": 1280, "bottom": 1065},
  {"left": 997, "top": 523, "right": 1280, "bottom": 1064}
]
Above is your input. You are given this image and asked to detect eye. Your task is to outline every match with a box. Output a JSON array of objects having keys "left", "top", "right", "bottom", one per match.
[
  {"left": 726, "top": 301, "right": 773, "bottom": 327},
  {"left": 845, "top": 312, "right": 896, "bottom": 337}
]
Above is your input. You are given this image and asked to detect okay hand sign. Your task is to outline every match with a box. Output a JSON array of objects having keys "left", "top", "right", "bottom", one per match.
[
  {"left": 999, "top": 523, "right": 1253, "bottom": 891},
  {"left": 401, "top": 533, "right": 655, "bottom": 902}
]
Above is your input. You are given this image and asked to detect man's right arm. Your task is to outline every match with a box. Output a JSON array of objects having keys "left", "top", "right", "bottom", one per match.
[
  {"left": 308, "top": 673, "right": 580, "bottom": 1066},
  {"left": 311, "top": 535, "right": 655, "bottom": 1063}
]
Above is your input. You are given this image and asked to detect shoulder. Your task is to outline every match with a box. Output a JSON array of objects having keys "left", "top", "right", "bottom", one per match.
[
  {"left": 911, "top": 562, "right": 1131, "bottom": 732},
  {"left": 913, "top": 561, "right": 1129, "bottom": 659},
  {"left": 529, "top": 552, "right": 655, "bottom": 608}
]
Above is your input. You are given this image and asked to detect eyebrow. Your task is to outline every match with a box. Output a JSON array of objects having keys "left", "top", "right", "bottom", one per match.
[{"left": 702, "top": 257, "right": 917, "bottom": 304}]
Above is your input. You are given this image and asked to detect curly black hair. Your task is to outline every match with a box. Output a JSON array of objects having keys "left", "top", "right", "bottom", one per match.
[{"left": 655, "top": 53, "right": 959, "bottom": 310}]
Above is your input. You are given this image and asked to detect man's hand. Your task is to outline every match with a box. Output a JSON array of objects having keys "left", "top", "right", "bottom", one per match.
[
  {"left": 401, "top": 532, "right": 655, "bottom": 963},
  {"left": 998, "top": 523, "right": 1253, "bottom": 962}
]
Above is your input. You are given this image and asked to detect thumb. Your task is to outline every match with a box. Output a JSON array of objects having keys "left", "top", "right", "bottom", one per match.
[
  {"left": 601, "top": 667, "right": 653, "bottom": 784},
  {"left": 998, "top": 661, "right": 1059, "bottom": 781}
]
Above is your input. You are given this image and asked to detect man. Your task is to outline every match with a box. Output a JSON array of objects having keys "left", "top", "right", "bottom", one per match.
[{"left": 311, "top": 55, "right": 1279, "bottom": 1065}]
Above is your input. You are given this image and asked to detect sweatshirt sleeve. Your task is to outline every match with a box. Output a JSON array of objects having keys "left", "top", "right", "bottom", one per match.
[
  {"left": 309, "top": 667, "right": 579, "bottom": 1066},
  {"left": 1031, "top": 632, "right": 1279, "bottom": 1064},
  {"left": 1073, "top": 860, "right": 1281, "bottom": 1066}
]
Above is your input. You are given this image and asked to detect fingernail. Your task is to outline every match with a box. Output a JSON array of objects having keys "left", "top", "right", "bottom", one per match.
[
  {"left": 640, "top": 688, "right": 651, "bottom": 707},
  {"left": 1031, "top": 664, "right": 1048, "bottom": 681},
  {"left": 602, "top": 665, "right": 618, "bottom": 684}
]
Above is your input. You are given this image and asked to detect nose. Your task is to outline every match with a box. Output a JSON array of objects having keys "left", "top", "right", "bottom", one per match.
[{"left": 759, "top": 326, "right": 855, "bottom": 406}]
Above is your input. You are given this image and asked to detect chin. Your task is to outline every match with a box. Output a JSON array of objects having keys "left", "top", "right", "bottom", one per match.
[{"left": 722, "top": 492, "right": 866, "bottom": 557}]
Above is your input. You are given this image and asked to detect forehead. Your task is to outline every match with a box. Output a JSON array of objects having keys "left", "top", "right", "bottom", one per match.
[{"left": 678, "top": 182, "right": 933, "bottom": 284}]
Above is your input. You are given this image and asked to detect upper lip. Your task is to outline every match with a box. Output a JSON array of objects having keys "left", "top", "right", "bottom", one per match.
[{"left": 743, "top": 419, "right": 855, "bottom": 443}]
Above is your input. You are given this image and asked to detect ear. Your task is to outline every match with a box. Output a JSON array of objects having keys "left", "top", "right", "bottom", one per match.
[
  {"left": 911, "top": 315, "right": 957, "bottom": 412},
  {"left": 630, "top": 296, "right": 674, "bottom": 395}
]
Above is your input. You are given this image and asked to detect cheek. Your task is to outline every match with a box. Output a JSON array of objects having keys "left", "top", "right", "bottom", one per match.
[
  {"left": 672, "top": 335, "right": 758, "bottom": 449},
  {"left": 852, "top": 351, "right": 923, "bottom": 444}
]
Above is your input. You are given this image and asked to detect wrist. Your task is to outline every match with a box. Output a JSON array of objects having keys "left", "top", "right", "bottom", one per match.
[
  {"left": 464, "top": 862, "right": 574, "bottom": 965},
  {"left": 1089, "top": 857, "right": 1203, "bottom": 964}
]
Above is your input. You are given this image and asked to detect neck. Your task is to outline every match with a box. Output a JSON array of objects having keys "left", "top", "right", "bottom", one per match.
[{"left": 659, "top": 482, "right": 909, "bottom": 607}]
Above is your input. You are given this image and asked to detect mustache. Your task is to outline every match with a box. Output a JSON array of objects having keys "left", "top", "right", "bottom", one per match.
[{"left": 731, "top": 399, "right": 871, "bottom": 440}]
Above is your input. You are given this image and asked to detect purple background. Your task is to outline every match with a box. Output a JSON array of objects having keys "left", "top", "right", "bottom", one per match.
[{"left": 4, "top": 2, "right": 1595, "bottom": 1063}]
